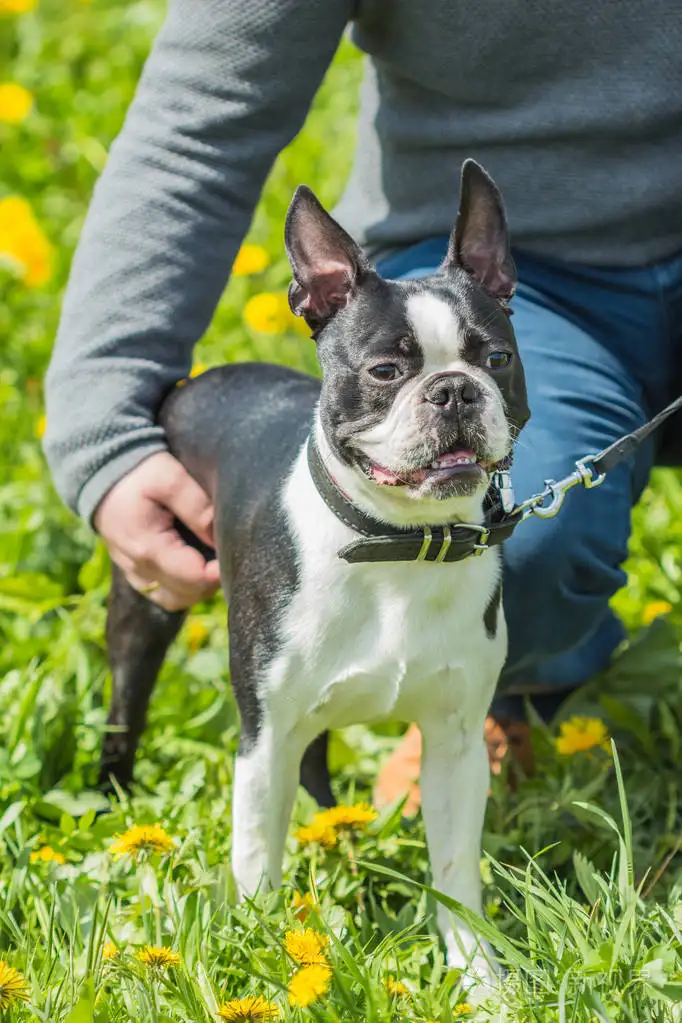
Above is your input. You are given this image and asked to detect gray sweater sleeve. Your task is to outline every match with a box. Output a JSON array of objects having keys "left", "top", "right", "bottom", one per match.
[{"left": 44, "top": 0, "right": 352, "bottom": 522}]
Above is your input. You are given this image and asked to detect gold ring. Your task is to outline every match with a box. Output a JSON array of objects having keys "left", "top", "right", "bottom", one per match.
[{"left": 139, "top": 581, "right": 161, "bottom": 595}]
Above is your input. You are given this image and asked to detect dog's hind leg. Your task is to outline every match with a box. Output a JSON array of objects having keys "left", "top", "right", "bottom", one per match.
[
  {"left": 300, "top": 731, "right": 335, "bottom": 808},
  {"left": 99, "top": 564, "right": 185, "bottom": 790}
]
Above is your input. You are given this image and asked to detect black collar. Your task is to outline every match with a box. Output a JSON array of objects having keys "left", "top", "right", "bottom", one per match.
[{"left": 307, "top": 440, "right": 522, "bottom": 564}]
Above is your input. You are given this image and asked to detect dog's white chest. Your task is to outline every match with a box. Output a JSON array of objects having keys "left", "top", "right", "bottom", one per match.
[{"left": 266, "top": 450, "right": 506, "bottom": 738}]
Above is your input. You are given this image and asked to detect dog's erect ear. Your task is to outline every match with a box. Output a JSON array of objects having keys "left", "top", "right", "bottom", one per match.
[
  {"left": 285, "top": 186, "right": 369, "bottom": 331},
  {"left": 443, "top": 160, "right": 516, "bottom": 302}
]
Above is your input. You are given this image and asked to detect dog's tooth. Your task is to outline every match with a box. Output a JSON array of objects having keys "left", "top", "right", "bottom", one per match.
[{"left": 430, "top": 452, "right": 478, "bottom": 469}]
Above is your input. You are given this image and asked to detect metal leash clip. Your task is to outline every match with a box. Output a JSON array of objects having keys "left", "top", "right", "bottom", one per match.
[
  {"left": 517, "top": 455, "right": 607, "bottom": 521},
  {"left": 491, "top": 468, "right": 516, "bottom": 514}
]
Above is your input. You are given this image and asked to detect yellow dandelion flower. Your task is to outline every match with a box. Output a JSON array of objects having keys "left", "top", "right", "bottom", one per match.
[
  {"left": 186, "top": 618, "right": 209, "bottom": 651},
  {"left": 385, "top": 976, "right": 409, "bottom": 997},
  {"left": 316, "top": 803, "right": 377, "bottom": 831},
  {"left": 292, "top": 891, "right": 316, "bottom": 921},
  {"left": 295, "top": 802, "right": 376, "bottom": 848},
  {"left": 137, "top": 946, "right": 181, "bottom": 969},
  {"left": 190, "top": 362, "right": 207, "bottom": 378},
  {"left": 641, "top": 599, "right": 672, "bottom": 626},
  {"left": 35, "top": 413, "right": 46, "bottom": 438},
  {"left": 0, "top": 961, "right": 30, "bottom": 1011},
  {"left": 30, "top": 845, "right": 65, "bottom": 865},
  {"left": 0, "top": 195, "right": 52, "bottom": 286},
  {"left": 102, "top": 943, "right": 119, "bottom": 961},
  {"left": 233, "top": 243, "right": 270, "bottom": 277},
  {"left": 287, "top": 964, "right": 331, "bottom": 1008},
  {"left": 284, "top": 929, "right": 329, "bottom": 967},
  {"left": 556, "top": 717, "right": 611, "bottom": 756},
  {"left": 109, "top": 823, "right": 175, "bottom": 859},
  {"left": 216, "top": 995, "right": 280, "bottom": 1021},
  {"left": 243, "top": 292, "right": 293, "bottom": 335},
  {"left": 294, "top": 820, "right": 338, "bottom": 848},
  {"left": 454, "top": 1004, "right": 473, "bottom": 1016},
  {"left": 0, "top": 0, "right": 36, "bottom": 13},
  {"left": 0, "top": 83, "right": 33, "bottom": 125}
]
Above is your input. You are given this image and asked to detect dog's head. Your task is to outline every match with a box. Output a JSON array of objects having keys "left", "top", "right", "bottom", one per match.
[{"left": 285, "top": 160, "right": 530, "bottom": 525}]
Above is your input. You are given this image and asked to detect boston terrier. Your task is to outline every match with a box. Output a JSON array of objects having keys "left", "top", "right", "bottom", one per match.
[{"left": 100, "top": 160, "right": 529, "bottom": 983}]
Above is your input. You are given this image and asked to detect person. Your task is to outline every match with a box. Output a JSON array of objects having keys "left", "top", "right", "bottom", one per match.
[{"left": 44, "top": 0, "right": 682, "bottom": 812}]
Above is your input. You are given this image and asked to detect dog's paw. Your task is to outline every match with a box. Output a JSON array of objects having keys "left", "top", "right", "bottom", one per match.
[
  {"left": 446, "top": 934, "right": 501, "bottom": 992},
  {"left": 461, "top": 956, "right": 501, "bottom": 993}
]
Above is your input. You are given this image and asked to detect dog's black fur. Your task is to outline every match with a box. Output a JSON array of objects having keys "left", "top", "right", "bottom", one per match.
[{"left": 100, "top": 365, "right": 336, "bottom": 805}]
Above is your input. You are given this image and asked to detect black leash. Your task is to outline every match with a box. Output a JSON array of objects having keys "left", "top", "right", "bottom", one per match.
[
  {"left": 591, "top": 394, "right": 682, "bottom": 475},
  {"left": 514, "top": 392, "right": 682, "bottom": 522},
  {"left": 308, "top": 394, "right": 682, "bottom": 565}
]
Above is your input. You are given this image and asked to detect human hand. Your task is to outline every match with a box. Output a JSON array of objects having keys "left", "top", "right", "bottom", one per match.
[{"left": 94, "top": 452, "right": 221, "bottom": 611}]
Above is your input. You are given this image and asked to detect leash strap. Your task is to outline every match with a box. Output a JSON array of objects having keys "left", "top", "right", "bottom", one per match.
[
  {"left": 516, "top": 392, "right": 682, "bottom": 523},
  {"left": 591, "top": 394, "right": 682, "bottom": 475},
  {"left": 308, "top": 393, "right": 681, "bottom": 565}
]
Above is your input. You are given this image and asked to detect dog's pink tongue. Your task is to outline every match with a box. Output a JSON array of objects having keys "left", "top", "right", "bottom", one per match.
[{"left": 371, "top": 465, "right": 402, "bottom": 485}]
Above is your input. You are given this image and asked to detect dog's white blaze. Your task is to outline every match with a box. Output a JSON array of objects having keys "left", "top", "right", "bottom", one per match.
[
  {"left": 405, "top": 291, "right": 465, "bottom": 374},
  {"left": 354, "top": 289, "right": 511, "bottom": 475},
  {"left": 233, "top": 437, "right": 506, "bottom": 983}
]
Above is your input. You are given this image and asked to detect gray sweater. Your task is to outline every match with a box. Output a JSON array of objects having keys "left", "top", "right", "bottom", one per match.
[{"left": 45, "top": 0, "right": 682, "bottom": 521}]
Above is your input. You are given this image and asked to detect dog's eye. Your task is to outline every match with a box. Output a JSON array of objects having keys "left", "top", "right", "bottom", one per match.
[
  {"left": 368, "top": 363, "right": 402, "bottom": 382},
  {"left": 486, "top": 351, "right": 512, "bottom": 370}
]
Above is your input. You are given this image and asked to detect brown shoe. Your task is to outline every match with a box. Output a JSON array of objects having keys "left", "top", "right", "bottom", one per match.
[
  {"left": 373, "top": 716, "right": 534, "bottom": 814},
  {"left": 489, "top": 715, "right": 535, "bottom": 778},
  {"left": 373, "top": 724, "right": 423, "bottom": 816}
]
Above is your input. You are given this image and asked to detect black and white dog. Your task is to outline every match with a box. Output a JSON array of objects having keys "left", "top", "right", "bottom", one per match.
[{"left": 101, "top": 160, "right": 529, "bottom": 981}]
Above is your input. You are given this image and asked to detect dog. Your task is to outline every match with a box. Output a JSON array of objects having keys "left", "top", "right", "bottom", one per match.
[{"left": 99, "top": 159, "right": 529, "bottom": 983}]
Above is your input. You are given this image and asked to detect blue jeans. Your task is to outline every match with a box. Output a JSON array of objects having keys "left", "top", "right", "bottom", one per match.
[{"left": 377, "top": 240, "right": 682, "bottom": 720}]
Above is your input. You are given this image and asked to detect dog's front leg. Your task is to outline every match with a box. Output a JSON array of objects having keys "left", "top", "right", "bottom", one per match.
[
  {"left": 231, "top": 724, "right": 302, "bottom": 898},
  {"left": 418, "top": 716, "right": 497, "bottom": 986}
]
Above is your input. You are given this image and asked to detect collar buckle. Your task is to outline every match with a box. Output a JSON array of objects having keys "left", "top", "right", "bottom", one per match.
[
  {"left": 416, "top": 525, "right": 433, "bottom": 561},
  {"left": 434, "top": 523, "right": 452, "bottom": 562},
  {"left": 415, "top": 524, "right": 456, "bottom": 563},
  {"left": 471, "top": 524, "right": 491, "bottom": 556}
]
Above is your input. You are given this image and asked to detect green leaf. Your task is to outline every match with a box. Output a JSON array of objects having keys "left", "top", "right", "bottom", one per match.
[
  {"left": 573, "top": 850, "right": 600, "bottom": 905},
  {"left": 583, "top": 947, "right": 607, "bottom": 974},
  {"left": 0, "top": 800, "right": 25, "bottom": 837},
  {"left": 64, "top": 979, "right": 95, "bottom": 1023},
  {"left": 77, "top": 539, "right": 110, "bottom": 592},
  {"left": 36, "top": 789, "right": 109, "bottom": 820},
  {"left": 0, "top": 572, "right": 66, "bottom": 614},
  {"left": 600, "top": 694, "right": 654, "bottom": 753},
  {"left": 65, "top": 999, "right": 94, "bottom": 1023},
  {"left": 60, "top": 811, "right": 77, "bottom": 836}
]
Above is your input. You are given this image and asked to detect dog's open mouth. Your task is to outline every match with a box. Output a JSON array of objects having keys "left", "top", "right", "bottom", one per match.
[{"left": 362, "top": 448, "right": 491, "bottom": 487}]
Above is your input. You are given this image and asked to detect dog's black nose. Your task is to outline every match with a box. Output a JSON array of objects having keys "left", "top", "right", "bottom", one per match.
[{"left": 424, "top": 373, "right": 479, "bottom": 412}]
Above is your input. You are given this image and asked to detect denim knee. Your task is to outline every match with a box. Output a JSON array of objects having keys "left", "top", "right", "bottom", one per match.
[{"left": 502, "top": 494, "right": 628, "bottom": 673}]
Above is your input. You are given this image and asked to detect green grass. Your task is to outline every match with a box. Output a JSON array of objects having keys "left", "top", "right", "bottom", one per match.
[{"left": 1, "top": 1, "right": 682, "bottom": 1019}]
